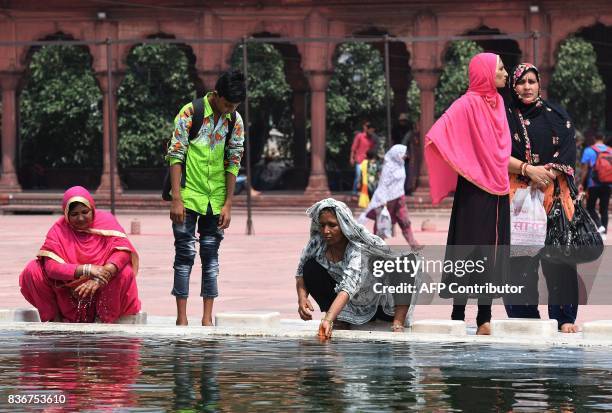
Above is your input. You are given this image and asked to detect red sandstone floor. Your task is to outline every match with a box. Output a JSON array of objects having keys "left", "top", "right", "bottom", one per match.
[{"left": 1, "top": 209, "right": 610, "bottom": 327}]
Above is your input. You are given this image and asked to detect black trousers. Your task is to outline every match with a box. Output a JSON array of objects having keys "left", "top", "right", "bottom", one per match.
[
  {"left": 503, "top": 256, "right": 578, "bottom": 328},
  {"left": 451, "top": 299, "right": 492, "bottom": 327},
  {"left": 586, "top": 185, "right": 610, "bottom": 231},
  {"left": 302, "top": 258, "right": 392, "bottom": 322}
]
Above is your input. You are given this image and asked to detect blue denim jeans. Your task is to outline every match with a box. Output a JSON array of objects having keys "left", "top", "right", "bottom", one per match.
[
  {"left": 352, "top": 163, "right": 361, "bottom": 194},
  {"left": 172, "top": 205, "right": 224, "bottom": 298}
]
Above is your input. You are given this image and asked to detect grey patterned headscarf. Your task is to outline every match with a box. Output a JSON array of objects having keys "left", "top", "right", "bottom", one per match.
[{"left": 306, "top": 198, "right": 399, "bottom": 261}]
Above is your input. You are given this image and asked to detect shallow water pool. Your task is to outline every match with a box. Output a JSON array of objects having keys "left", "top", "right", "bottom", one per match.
[{"left": 0, "top": 331, "right": 611, "bottom": 412}]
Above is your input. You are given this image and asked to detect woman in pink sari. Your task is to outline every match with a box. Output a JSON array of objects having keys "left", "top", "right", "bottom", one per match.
[
  {"left": 425, "top": 53, "right": 510, "bottom": 335},
  {"left": 19, "top": 186, "right": 141, "bottom": 323}
]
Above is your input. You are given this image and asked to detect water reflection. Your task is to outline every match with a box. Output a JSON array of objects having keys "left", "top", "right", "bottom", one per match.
[
  {"left": 4, "top": 332, "right": 142, "bottom": 411},
  {"left": 0, "top": 332, "right": 611, "bottom": 412}
]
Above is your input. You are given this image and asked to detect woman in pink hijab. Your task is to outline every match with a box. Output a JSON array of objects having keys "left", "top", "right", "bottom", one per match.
[
  {"left": 425, "top": 53, "right": 510, "bottom": 335},
  {"left": 19, "top": 186, "right": 141, "bottom": 323}
]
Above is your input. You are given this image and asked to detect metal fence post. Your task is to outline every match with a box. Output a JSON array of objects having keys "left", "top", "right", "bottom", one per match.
[
  {"left": 384, "top": 34, "right": 392, "bottom": 149},
  {"left": 242, "top": 37, "right": 254, "bottom": 235},
  {"left": 106, "top": 38, "right": 116, "bottom": 215}
]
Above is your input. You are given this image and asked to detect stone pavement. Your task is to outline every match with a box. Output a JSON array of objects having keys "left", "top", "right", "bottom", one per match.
[{"left": 1, "top": 208, "right": 610, "bottom": 328}]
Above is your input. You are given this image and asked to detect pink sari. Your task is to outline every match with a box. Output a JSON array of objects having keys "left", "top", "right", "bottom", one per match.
[
  {"left": 425, "top": 53, "right": 511, "bottom": 205},
  {"left": 19, "top": 186, "right": 141, "bottom": 322}
]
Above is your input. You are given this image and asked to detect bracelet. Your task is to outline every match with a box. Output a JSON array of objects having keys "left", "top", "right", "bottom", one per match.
[
  {"left": 82, "top": 264, "right": 91, "bottom": 278},
  {"left": 321, "top": 318, "right": 334, "bottom": 327},
  {"left": 520, "top": 162, "right": 528, "bottom": 177}
]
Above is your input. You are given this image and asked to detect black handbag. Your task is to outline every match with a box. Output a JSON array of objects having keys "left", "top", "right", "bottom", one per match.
[{"left": 541, "top": 176, "right": 603, "bottom": 264}]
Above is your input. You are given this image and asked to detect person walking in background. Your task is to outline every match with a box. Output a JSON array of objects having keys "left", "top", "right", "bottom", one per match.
[
  {"left": 357, "top": 148, "right": 379, "bottom": 208},
  {"left": 350, "top": 120, "right": 377, "bottom": 196},
  {"left": 580, "top": 131, "right": 611, "bottom": 240},
  {"left": 425, "top": 53, "right": 510, "bottom": 335},
  {"left": 359, "top": 144, "right": 421, "bottom": 250},
  {"left": 392, "top": 113, "right": 415, "bottom": 194},
  {"left": 166, "top": 70, "right": 246, "bottom": 326}
]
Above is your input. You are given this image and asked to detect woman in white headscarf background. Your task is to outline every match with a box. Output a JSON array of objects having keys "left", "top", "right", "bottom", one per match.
[
  {"left": 295, "top": 198, "right": 418, "bottom": 337},
  {"left": 360, "top": 144, "right": 422, "bottom": 250}
]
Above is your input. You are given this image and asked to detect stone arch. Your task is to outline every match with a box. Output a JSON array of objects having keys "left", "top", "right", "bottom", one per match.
[
  {"left": 574, "top": 23, "right": 612, "bottom": 130},
  {"left": 353, "top": 28, "right": 413, "bottom": 125},
  {"left": 17, "top": 27, "right": 91, "bottom": 69},
  {"left": 550, "top": 15, "right": 612, "bottom": 57},
  {"left": 229, "top": 32, "right": 309, "bottom": 189},
  {"left": 117, "top": 33, "right": 201, "bottom": 189},
  {"left": 18, "top": 32, "right": 103, "bottom": 189},
  {"left": 466, "top": 25, "right": 522, "bottom": 70}
]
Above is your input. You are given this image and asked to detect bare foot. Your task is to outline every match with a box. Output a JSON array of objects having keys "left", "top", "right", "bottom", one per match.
[
  {"left": 560, "top": 323, "right": 578, "bottom": 333},
  {"left": 410, "top": 243, "right": 424, "bottom": 252},
  {"left": 391, "top": 323, "right": 405, "bottom": 333},
  {"left": 176, "top": 318, "right": 188, "bottom": 326},
  {"left": 476, "top": 322, "right": 491, "bottom": 335},
  {"left": 202, "top": 319, "right": 214, "bottom": 327}
]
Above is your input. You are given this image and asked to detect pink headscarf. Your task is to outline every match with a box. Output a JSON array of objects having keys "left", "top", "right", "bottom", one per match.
[
  {"left": 38, "top": 186, "right": 139, "bottom": 274},
  {"left": 424, "top": 52, "right": 511, "bottom": 205}
]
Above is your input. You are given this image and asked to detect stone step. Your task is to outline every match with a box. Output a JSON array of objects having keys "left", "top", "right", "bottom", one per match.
[
  {"left": 215, "top": 311, "right": 281, "bottom": 328},
  {"left": 491, "top": 319, "right": 557, "bottom": 338},
  {"left": 116, "top": 311, "right": 148, "bottom": 325},
  {"left": 582, "top": 320, "right": 612, "bottom": 340},
  {"left": 410, "top": 319, "right": 467, "bottom": 335},
  {"left": 0, "top": 308, "right": 41, "bottom": 322},
  {"left": 0, "top": 190, "right": 453, "bottom": 214}
]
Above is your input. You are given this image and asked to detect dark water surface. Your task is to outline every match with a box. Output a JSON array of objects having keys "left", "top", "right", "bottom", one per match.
[{"left": 0, "top": 331, "right": 611, "bottom": 412}]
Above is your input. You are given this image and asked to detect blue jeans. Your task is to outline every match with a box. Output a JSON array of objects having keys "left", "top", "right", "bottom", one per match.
[
  {"left": 172, "top": 205, "right": 224, "bottom": 298},
  {"left": 352, "top": 163, "right": 361, "bottom": 194}
]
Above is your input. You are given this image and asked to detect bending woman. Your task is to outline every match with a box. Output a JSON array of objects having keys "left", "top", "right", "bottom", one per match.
[
  {"left": 20, "top": 186, "right": 141, "bottom": 323},
  {"left": 425, "top": 53, "right": 511, "bottom": 335},
  {"left": 504, "top": 63, "right": 579, "bottom": 333},
  {"left": 296, "top": 198, "right": 417, "bottom": 337}
]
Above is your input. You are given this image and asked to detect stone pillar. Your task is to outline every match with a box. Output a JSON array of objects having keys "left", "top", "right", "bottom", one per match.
[
  {"left": 412, "top": 69, "right": 440, "bottom": 188},
  {"left": 292, "top": 90, "right": 308, "bottom": 184},
  {"left": 95, "top": 72, "right": 123, "bottom": 194},
  {"left": 304, "top": 71, "right": 331, "bottom": 195},
  {"left": 0, "top": 72, "right": 22, "bottom": 192},
  {"left": 201, "top": 70, "right": 222, "bottom": 92}
]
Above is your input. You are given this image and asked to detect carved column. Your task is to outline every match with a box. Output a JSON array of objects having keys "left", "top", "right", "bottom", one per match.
[
  {"left": 292, "top": 89, "right": 308, "bottom": 183},
  {"left": 411, "top": 12, "right": 441, "bottom": 190},
  {"left": 413, "top": 69, "right": 440, "bottom": 188},
  {"left": 304, "top": 71, "right": 331, "bottom": 195},
  {"left": 95, "top": 72, "right": 123, "bottom": 194},
  {"left": 201, "top": 71, "right": 222, "bottom": 92},
  {"left": 0, "top": 72, "right": 22, "bottom": 192}
]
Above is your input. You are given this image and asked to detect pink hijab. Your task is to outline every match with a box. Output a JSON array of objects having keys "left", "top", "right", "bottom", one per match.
[
  {"left": 424, "top": 52, "right": 511, "bottom": 205},
  {"left": 37, "top": 186, "right": 139, "bottom": 274}
]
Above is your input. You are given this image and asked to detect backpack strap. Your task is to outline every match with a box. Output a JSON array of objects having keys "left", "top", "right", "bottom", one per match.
[
  {"left": 179, "top": 97, "right": 205, "bottom": 188},
  {"left": 188, "top": 97, "right": 205, "bottom": 142},
  {"left": 226, "top": 113, "right": 236, "bottom": 139}
]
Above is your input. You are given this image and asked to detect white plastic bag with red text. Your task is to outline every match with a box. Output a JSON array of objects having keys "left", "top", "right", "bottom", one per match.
[{"left": 510, "top": 187, "right": 547, "bottom": 256}]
